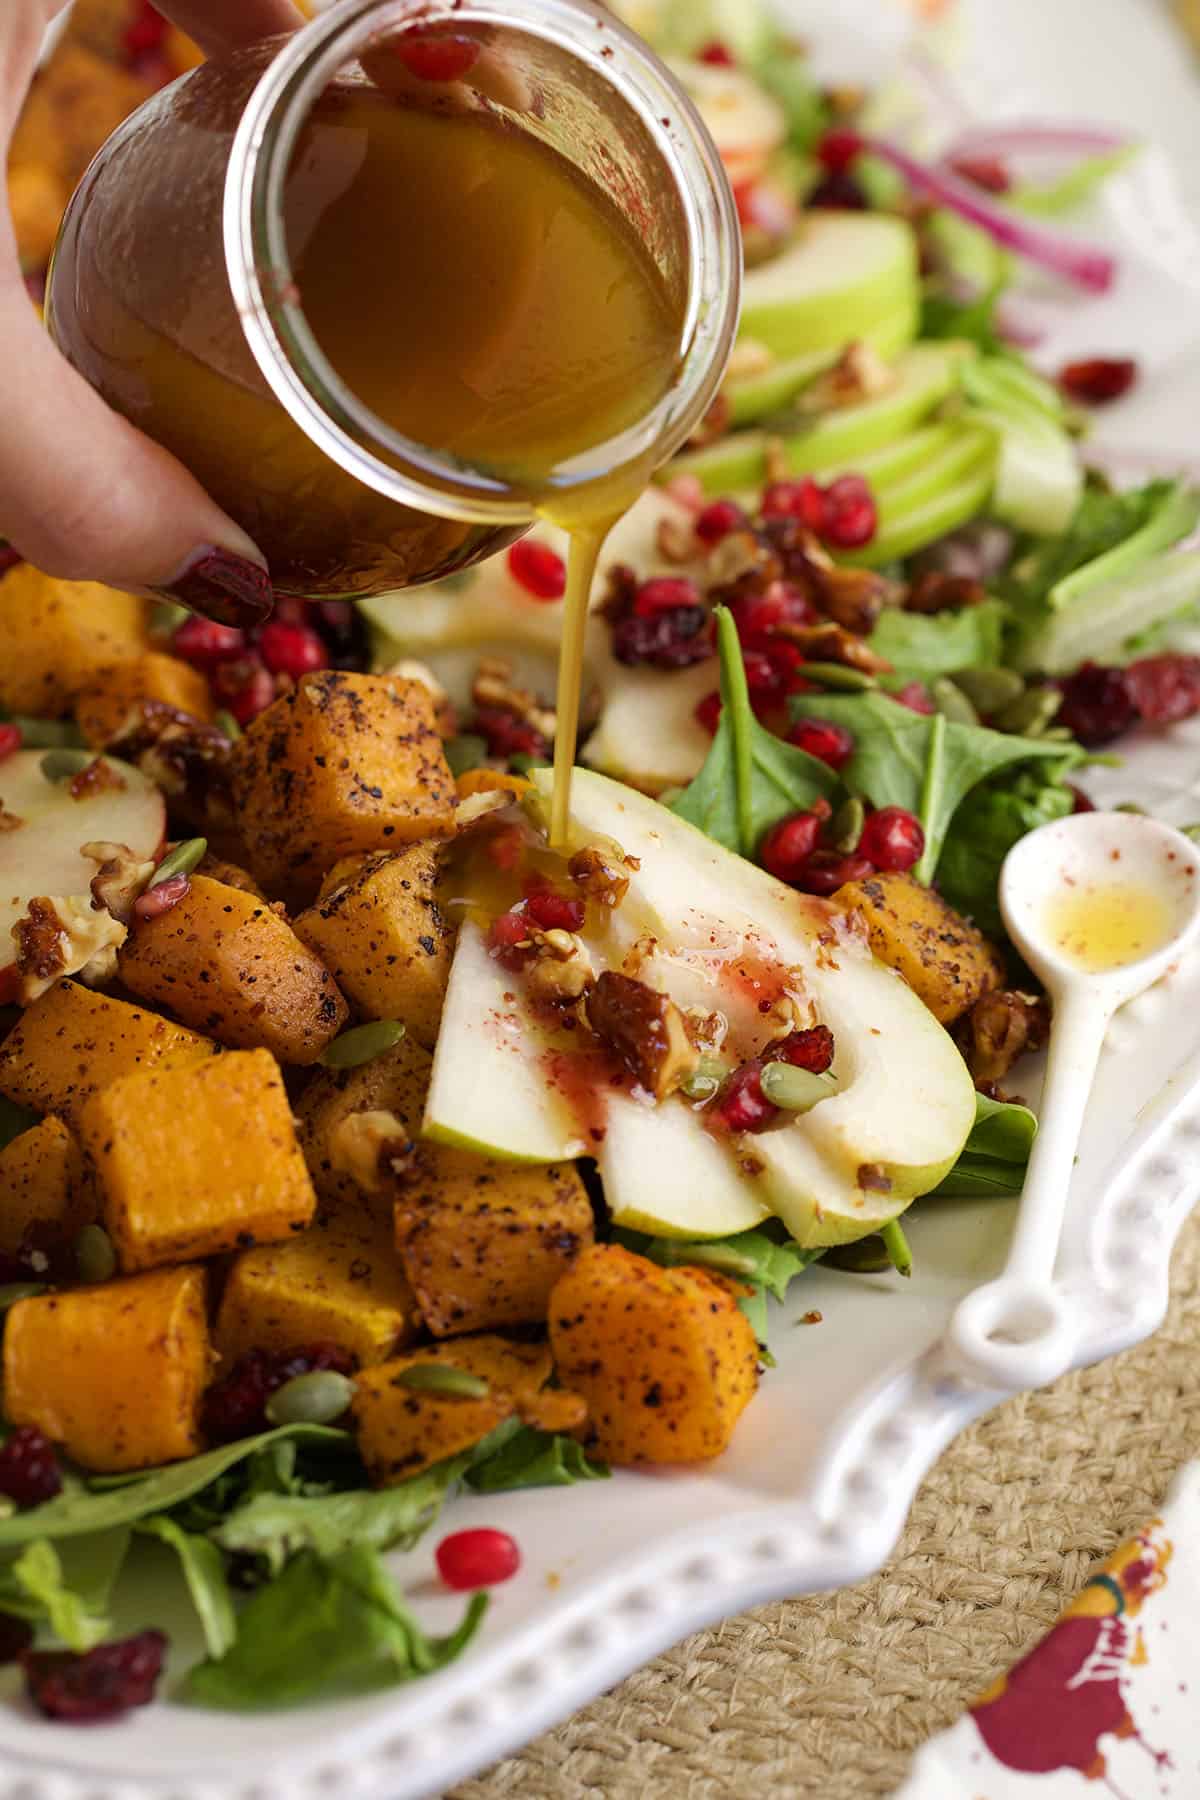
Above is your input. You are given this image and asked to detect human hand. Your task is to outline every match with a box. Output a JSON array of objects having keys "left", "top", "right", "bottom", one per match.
[{"left": 1, "top": 0, "right": 304, "bottom": 622}]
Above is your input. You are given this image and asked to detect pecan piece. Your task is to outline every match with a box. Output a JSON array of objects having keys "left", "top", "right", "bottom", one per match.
[
  {"left": 961, "top": 989, "right": 1050, "bottom": 1088},
  {"left": 329, "top": 1110, "right": 417, "bottom": 1197},
  {"left": 818, "top": 566, "right": 896, "bottom": 636},
  {"left": 905, "top": 571, "right": 988, "bottom": 615},
  {"left": 798, "top": 341, "right": 896, "bottom": 413},
  {"left": 587, "top": 971, "right": 698, "bottom": 1099},
  {"left": 568, "top": 845, "right": 630, "bottom": 909},
  {"left": 776, "top": 620, "right": 894, "bottom": 674}
]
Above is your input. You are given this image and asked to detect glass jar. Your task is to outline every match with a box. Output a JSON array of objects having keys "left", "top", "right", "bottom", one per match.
[{"left": 45, "top": 0, "right": 740, "bottom": 599}]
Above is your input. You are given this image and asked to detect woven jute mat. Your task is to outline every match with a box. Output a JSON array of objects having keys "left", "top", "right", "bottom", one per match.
[{"left": 453, "top": 1209, "right": 1200, "bottom": 1799}]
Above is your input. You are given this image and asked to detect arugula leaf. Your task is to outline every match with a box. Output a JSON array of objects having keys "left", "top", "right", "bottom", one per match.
[
  {"left": 672, "top": 609, "right": 839, "bottom": 856},
  {"left": 871, "top": 600, "right": 1008, "bottom": 681},
  {"left": 186, "top": 1546, "right": 487, "bottom": 1710},
  {"left": 932, "top": 1092, "right": 1037, "bottom": 1198},
  {"left": 0, "top": 1424, "right": 355, "bottom": 1548},
  {"left": 137, "top": 1518, "right": 237, "bottom": 1659},
  {"left": 0, "top": 1534, "right": 128, "bottom": 1650},
  {"left": 790, "top": 689, "right": 1070, "bottom": 881},
  {"left": 937, "top": 766, "right": 1076, "bottom": 934},
  {"left": 465, "top": 1429, "right": 609, "bottom": 1493},
  {"left": 1007, "top": 480, "right": 1200, "bottom": 619}
]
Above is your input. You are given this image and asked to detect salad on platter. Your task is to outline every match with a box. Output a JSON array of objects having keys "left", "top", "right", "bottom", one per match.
[{"left": 1, "top": 0, "right": 1199, "bottom": 1729}]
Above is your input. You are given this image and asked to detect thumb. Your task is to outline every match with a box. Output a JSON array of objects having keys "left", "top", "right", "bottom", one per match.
[{"left": 0, "top": 279, "right": 273, "bottom": 626}]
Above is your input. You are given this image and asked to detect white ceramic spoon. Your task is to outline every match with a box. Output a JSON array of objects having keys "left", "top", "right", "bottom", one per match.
[{"left": 946, "top": 809, "right": 1200, "bottom": 1391}]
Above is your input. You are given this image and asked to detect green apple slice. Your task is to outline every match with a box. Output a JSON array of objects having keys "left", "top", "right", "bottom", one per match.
[
  {"left": 738, "top": 213, "right": 920, "bottom": 358},
  {"left": 726, "top": 301, "right": 919, "bottom": 428},
  {"left": 843, "top": 443, "right": 998, "bottom": 568}
]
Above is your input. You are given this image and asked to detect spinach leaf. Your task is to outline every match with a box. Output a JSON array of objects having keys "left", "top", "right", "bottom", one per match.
[
  {"left": 137, "top": 1518, "right": 237, "bottom": 1659},
  {"left": 0, "top": 1533, "right": 128, "bottom": 1650},
  {"left": 789, "top": 690, "right": 1071, "bottom": 882},
  {"left": 871, "top": 600, "right": 1008, "bottom": 681},
  {"left": 673, "top": 608, "right": 839, "bottom": 857},
  {"left": 613, "top": 1225, "right": 820, "bottom": 1356},
  {"left": 932, "top": 1092, "right": 1037, "bottom": 1198},
  {"left": 465, "top": 1429, "right": 609, "bottom": 1493},
  {"left": 185, "top": 1546, "right": 487, "bottom": 1710},
  {"left": 937, "top": 767, "right": 1076, "bottom": 934}
]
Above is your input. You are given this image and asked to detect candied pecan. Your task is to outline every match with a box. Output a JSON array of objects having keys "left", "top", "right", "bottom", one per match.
[
  {"left": 905, "top": 571, "right": 988, "bottom": 614},
  {"left": 799, "top": 341, "right": 896, "bottom": 413},
  {"left": 587, "top": 971, "right": 698, "bottom": 1099},
  {"left": 526, "top": 929, "right": 593, "bottom": 1007},
  {"left": 83, "top": 841, "right": 156, "bottom": 926},
  {"left": 961, "top": 990, "right": 1050, "bottom": 1087},
  {"left": 598, "top": 562, "right": 640, "bottom": 621},
  {"left": 68, "top": 757, "right": 125, "bottom": 801},
  {"left": 471, "top": 657, "right": 556, "bottom": 742},
  {"left": 776, "top": 620, "right": 894, "bottom": 674},
  {"left": 108, "top": 701, "right": 236, "bottom": 831},
  {"left": 12, "top": 899, "right": 65, "bottom": 995},
  {"left": 818, "top": 566, "right": 895, "bottom": 635},
  {"left": 568, "top": 845, "right": 630, "bottom": 908},
  {"left": 329, "top": 1110, "right": 416, "bottom": 1196},
  {"left": 758, "top": 513, "right": 835, "bottom": 583}
]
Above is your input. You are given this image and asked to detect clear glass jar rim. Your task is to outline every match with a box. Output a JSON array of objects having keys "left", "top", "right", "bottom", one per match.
[{"left": 223, "top": 0, "right": 741, "bottom": 527}]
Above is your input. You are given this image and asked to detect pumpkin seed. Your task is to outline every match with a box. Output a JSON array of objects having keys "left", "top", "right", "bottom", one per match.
[
  {"left": 213, "top": 709, "right": 242, "bottom": 741},
  {"left": 444, "top": 734, "right": 488, "bottom": 777},
  {"left": 1116, "top": 802, "right": 1148, "bottom": 815},
  {"left": 395, "top": 1363, "right": 489, "bottom": 1399},
  {"left": 320, "top": 1019, "right": 407, "bottom": 1070},
  {"left": 680, "top": 1055, "right": 727, "bottom": 1102},
  {"left": 759, "top": 1063, "right": 835, "bottom": 1113},
  {"left": 74, "top": 1224, "right": 117, "bottom": 1286},
  {"left": 150, "top": 838, "right": 208, "bottom": 888},
  {"left": 930, "top": 677, "right": 979, "bottom": 726},
  {"left": 797, "top": 662, "right": 877, "bottom": 692},
  {"left": 10, "top": 716, "right": 83, "bottom": 750},
  {"left": 40, "top": 748, "right": 94, "bottom": 782},
  {"left": 949, "top": 667, "right": 1025, "bottom": 715},
  {"left": 993, "top": 685, "right": 1062, "bottom": 737},
  {"left": 830, "top": 796, "right": 865, "bottom": 854},
  {"left": 265, "top": 1369, "right": 356, "bottom": 1427},
  {"left": 0, "top": 1283, "right": 46, "bottom": 1311}
]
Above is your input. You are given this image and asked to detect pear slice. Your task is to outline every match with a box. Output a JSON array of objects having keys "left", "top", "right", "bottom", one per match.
[
  {"left": 738, "top": 212, "right": 920, "bottom": 358},
  {"left": 667, "top": 59, "right": 787, "bottom": 190},
  {"left": 424, "top": 770, "right": 976, "bottom": 1246}
]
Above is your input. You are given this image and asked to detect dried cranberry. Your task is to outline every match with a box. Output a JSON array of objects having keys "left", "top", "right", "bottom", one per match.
[
  {"left": 728, "top": 581, "right": 816, "bottom": 647},
  {"left": 508, "top": 540, "right": 566, "bottom": 601},
  {"left": 791, "top": 850, "right": 874, "bottom": 897},
  {"left": 203, "top": 1343, "right": 355, "bottom": 1444},
  {"left": 821, "top": 475, "right": 878, "bottom": 550},
  {"left": 171, "top": 616, "right": 245, "bottom": 668},
  {"left": 858, "top": 806, "right": 925, "bottom": 873},
  {"left": 948, "top": 155, "right": 1011, "bottom": 193},
  {"left": 1059, "top": 357, "right": 1137, "bottom": 406},
  {"left": 525, "top": 891, "right": 585, "bottom": 933},
  {"left": 258, "top": 620, "right": 327, "bottom": 679},
  {"left": 0, "top": 723, "right": 22, "bottom": 761},
  {"left": 759, "top": 811, "right": 823, "bottom": 883},
  {"left": 610, "top": 606, "right": 713, "bottom": 669},
  {"left": 121, "top": 2, "right": 167, "bottom": 61},
  {"left": 634, "top": 576, "right": 702, "bottom": 619},
  {"left": 787, "top": 717, "right": 855, "bottom": 770},
  {"left": 695, "top": 690, "right": 723, "bottom": 736},
  {"left": 487, "top": 910, "right": 534, "bottom": 971},
  {"left": 0, "top": 1616, "right": 33, "bottom": 1665},
  {"left": 1069, "top": 785, "right": 1095, "bottom": 814},
  {"left": 761, "top": 478, "right": 827, "bottom": 531},
  {"left": 471, "top": 706, "right": 550, "bottom": 762},
  {"left": 23, "top": 1631, "right": 167, "bottom": 1722},
  {"left": 715, "top": 1060, "right": 776, "bottom": 1133},
  {"left": 817, "top": 128, "right": 866, "bottom": 173},
  {"left": 394, "top": 30, "right": 481, "bottom": 82},
  {"left": 210, "top": 656, "right": 275, "bottom": 727},
  {"left": 0, "top": 1427, "right": 62, "bottom": 1508},
  {"left": 697, "top": 39, "right": 736, "bottom": 66},
  {"left": 808, "top": 172, "right": 869, "bottom": 210},
  {"left": 436, "top": 1528, "right": 521, "bottom": 1591},
  {"left": 769, "top": 1024, "right": 836, "bottom": 1074},
  {"left": 1056, "top": 662, "right": 1138, "bottom": 746},
  {"left": 895, "top": 680, "right": 935, "bottom": 715},
  {"left": 1125, "top": 654, "right": 1200, "bottom": 725},
  {"left": 695, "top": 498, "right": 747, "bottom": 545}
]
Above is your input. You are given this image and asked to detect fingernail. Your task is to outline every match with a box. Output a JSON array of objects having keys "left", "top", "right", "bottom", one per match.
[{"left": 156, "top": 547, "right": 274, "bottom": 629}]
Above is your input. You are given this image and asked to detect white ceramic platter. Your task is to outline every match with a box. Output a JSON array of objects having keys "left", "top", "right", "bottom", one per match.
[{"left": 14, "top": 3, "right": 1200, "bottom": 1797}]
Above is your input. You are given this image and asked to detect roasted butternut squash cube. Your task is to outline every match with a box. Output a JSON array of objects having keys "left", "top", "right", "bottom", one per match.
[
  {"left": 4, "top": 1265, "right": 211, "bottom": 1472},
  {"left": 231, "top": 672, "right": 455, "bottom": 901},
  {"left": 549, "top": 1245, "right": 759, "bottom": 1464},
  {"left": 0, "top": 564, "right": 146, "bottom": 716},
  {"left": 216, "top": 1196, "right": 419, "bottom": 1368},
  {"left": 75, "top": 651, "right": 214, "bottom": 748},
  {"left": 0, "top": 981, "right": 217, "bottom": 1126},
  {"left": 352, "top": 1335, "right": 552, "bottom": 1484},
  {"left": 117, "top": 875, "right": 348, "bottom": 1064},
  {"left": 0, "top": 1117, "right": 95, "bottom": 1254},
  {"left": 195, "top": 853, "right": 266, "bottom": 899},
  {"left": 293, "top": 845, "right": 454, "bottom": 1049},
  {"left": 77, "top": 1049, "right": 317, "bottom": 1272},
  {"left": 296, "top": 1034, "right": 434, "bottom": 1206},
  {"left": 395, "top": 1150, "right": 593, "bottom": 1337},
  {"left": 832, "top": 871, "right": 1005, "bottom": 1025}
]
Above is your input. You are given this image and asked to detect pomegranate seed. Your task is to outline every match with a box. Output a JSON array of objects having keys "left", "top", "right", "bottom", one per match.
[
  {"left": 1125, "top": 654, "right": 1200, "bottom": 725},
  {"left": 792, "top": 850, "right": 874, "bottom": 896},
  {"left": 807, "top": 171, "right": 869, "bottom": 211},
  {"left": 0, "top": 1617, "right": 33, "bottom": 1665},
  {"left": 133, "top": 873, "right": 190, "bottom": 922},
  {"left": 765, "top": 639, "right": 806, "bottom": 686},
  {"left": 697, "top": 39, "right": 736, "bottom": 66},
  {"left": 0, "top": 723, "right": 22, "bottom": 761},
  {"left": 525, "top": 891, "right": 585, "bottom": 932},
  {"left": 634, "top": 576, "right": 702, "bottom": 619},
  {"left": 436, "top": 1528, "right": 521, "bottom": 1591},
  {"left": 762, "top": 478, "right": 827, "bottom": 532},
  {"left": 122, "top": 2, "right": 167, "bottom": 60},
  {"left": 715, "top": 1061, "right": 777, "bottom": 1133},
  {"left": 394, "top": 30, "right": 481, "bottom": 82},
  {"left": 949, "top": 155, "right": 1011, "bottom": 194},
  {"left": 1059, "top": 357, "right": 1138, "bottom": 406},
  {"left": 759, "top": 811, "right": 823, "bottom": 883},
  {"left": 742, "top": 648, "right": 785, "bottom": 703},
  {"left": 895, "top": 680, "right": 935, "bottom": 715},
  {"left": 695, "top": 498, "right": 747, "bottom": 545},
  {"left": 472, "top": 706, "right": 550, "bottom": 761},
  {"left": 0, "top": 1427, "right": 62, "bottom": 1507},
  {"left": 610, "top": 607, "right": 712, "bottom": 669},
  {"left": 24, "top": 1631, "right": 167, "bottom": 1722},
  {"left": 508, "top": 540, "right": 566, "bottom": 601},
  {"left": 695, "top": 690, "right": 723, "bottom": 736},
  {"left": 488, "top": 910, "right": 534, "bottom": 971},
  {"left": 818, "top": 128, "right": 866, "bottom": 173},
  {"left": 258, "top": 620, "right": 327, "bottom": 679},
  {"left": 171, "top": 616, "right": 245, "bottom": 668},
  {"left": 1069, "top": 785, "right": 1095, "bottom": 814},
  {"left": 211, "top": 656, "right": 275, "bottom": 728},
  {"left": 729, "top": 581, "right": 816, "bottom": 648},
  {"left": 821, "top": 475, "right": 878, "bottom": 550},
  {"left": 1056, "top": 662, "right": 1138, "bottom": 747},
  {"left": 787, "top": 718, "right": 855, "bottom": 770},
  {"left": 203, "top": 1344, "right": 355, "bottom": 1444},
  {"left": 858, "top": 806, "right": 925, "bottom": 873},
  {"left": 769, "top": 1024, "right": 835, "bottom": 1074}
]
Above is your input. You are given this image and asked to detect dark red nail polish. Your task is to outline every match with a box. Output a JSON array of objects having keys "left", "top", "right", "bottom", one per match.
[{"left": 159, "top": 548, "right": 274, "bottom": 629}]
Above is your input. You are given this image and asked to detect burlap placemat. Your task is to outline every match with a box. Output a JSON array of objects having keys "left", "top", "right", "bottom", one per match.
[{"left": 453, "top": 1209, "right": 1200, "bottom": 1799}]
